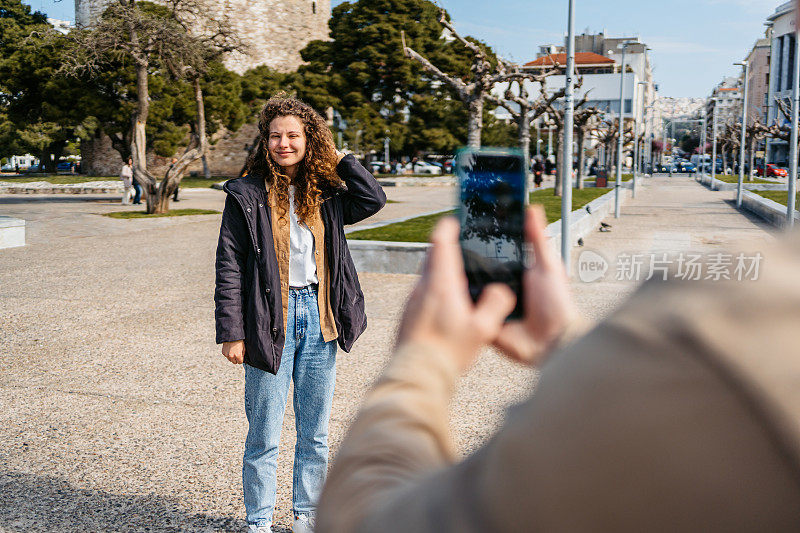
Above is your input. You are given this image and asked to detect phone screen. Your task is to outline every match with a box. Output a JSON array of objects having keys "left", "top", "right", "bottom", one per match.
[{"left": 457, "top": 148, "right": 526, "bottom": 320}]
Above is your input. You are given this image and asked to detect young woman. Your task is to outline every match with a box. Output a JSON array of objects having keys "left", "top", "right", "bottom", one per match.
[{"left": 214, "top": 95, "right": 386, "bottom": 533}]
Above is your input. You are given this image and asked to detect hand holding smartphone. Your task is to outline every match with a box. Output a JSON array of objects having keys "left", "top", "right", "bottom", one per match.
[{"left": 456, "top": 147, "right": 528, "bottom": 320}]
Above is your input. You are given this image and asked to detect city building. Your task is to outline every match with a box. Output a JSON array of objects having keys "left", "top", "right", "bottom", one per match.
[
  {"left": 705, "top": 76, "right": 743, "bottom": 136},
  {"left": 746, "top": 38, "right": 772, "bottom": 124},
  {"left": 47, "top": 18, "right": 74, "bottom": 34},
  {"left": 494, "top": 32, "right": 656, "bottom": 167},
  {"left": 765, "top": 0, "right": 794, "bottom": 165}
]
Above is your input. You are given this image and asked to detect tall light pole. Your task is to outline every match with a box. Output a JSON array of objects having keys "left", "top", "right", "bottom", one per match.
[
  {"left": 711, "top": 97, "right": 719, "bottom": 189},
  {"left": 615, "top": 41, "right": 634, "bottom": 218},
  {"left": 788, "top": 25, "right": 800, "bottom": 228},
  {"left": 699, "top": 107, "right": 707, "bottom": 181},
  {"left": 561, "top": 0, "right": 576, "bottom": 268},
  {"left": 734, "top": 60, "right": 749, "bottom": 208}
]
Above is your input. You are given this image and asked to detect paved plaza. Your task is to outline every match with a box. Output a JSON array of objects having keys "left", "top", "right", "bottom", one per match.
[{"left": 0, "top": 175, "right": 775, "bottom": 531}]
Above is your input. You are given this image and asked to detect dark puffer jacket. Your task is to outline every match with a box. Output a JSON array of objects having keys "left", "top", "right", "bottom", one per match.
[{"left": 214, "top": 155, "right": 386, "bottom": 374}]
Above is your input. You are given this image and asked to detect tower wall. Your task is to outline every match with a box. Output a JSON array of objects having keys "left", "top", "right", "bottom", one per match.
[
  {"left": 75, "top": 0, "right": 332, "bottom": 177},
  {"left": 74, "top": 0, "right": 331, "bottom": 73}
]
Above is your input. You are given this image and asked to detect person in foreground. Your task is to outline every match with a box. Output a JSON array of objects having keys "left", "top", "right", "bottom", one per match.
[
  {"left": 317, "top": 206, "right": 800, "bottom": 532},
  {"left": 215, "top": 94, "right": 385, "bottom": 533}
]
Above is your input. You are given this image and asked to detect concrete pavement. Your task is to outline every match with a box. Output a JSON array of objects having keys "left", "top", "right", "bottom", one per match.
[{"left": 0, "top": 174, "right": 776, "bottom": 531}]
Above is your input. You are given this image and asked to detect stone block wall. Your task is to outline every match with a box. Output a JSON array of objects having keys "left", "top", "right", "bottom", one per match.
[
  {"left": 81, "top": 121, "right": 258, "bottom": 178},
  {"left": 74, "top": 0, "right": 331, "bottom": 73}
]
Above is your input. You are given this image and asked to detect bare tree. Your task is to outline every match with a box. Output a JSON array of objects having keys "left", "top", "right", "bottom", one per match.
[
  {"left": 484, "top": 72, "right": 564, "bottom": 173},
  {"left": 573, "top": 105, "right": 602, "bottom": 189},
  {"left": 592, "top": 117, "right": 634, "bottom": 175},
  {"left": 546, "top": 92, "right": 591, "bottom": 196},
  {"left": 63, "top": 0, "right": 244, "bottom": 213},
  {"left": 401, "top": 10, "right": 524, "bottom": 147}
]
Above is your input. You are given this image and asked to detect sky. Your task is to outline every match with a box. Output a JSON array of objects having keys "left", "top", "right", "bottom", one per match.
[{"left": 25, "top": 0, "right": 780, "bottom": 98}]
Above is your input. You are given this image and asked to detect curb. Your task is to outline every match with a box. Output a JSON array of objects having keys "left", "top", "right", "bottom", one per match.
[{"left": 738, "top": 190, "right": 799, "bottom": 228}]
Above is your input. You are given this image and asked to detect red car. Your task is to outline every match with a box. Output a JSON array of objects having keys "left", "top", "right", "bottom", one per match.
[{"left": 756, "top": 164, "right": 788, "bottom": 178}]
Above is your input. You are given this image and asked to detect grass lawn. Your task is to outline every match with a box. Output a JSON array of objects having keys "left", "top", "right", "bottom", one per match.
[
  {"left": 710, "top": 174, "right": 775, "bottom": 184},
  {"left": 347, "top": 187, "right": 610, "bottom": 242},
  {"left": 103, "top": 208, "right": 220, "bottom": 219},
  {"left": 752, "top": 190, "right": 798, "bottom": 207}
]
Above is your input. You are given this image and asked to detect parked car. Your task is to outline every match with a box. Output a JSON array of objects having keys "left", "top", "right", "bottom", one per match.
[
  {"left": 56, "top": 161, "right": 74, "bottom": 173},
  {"left": 677, "top": 161, "right": 696, "bottom": 173},
  {"left": 412, "top": 161, "right": 442, "bottom": 175},
  {"left": 368, "top": 161, "right": 390, "bottom": 174},
  {"left": 756, "top": 163, "right": 788, "bottom": 178}
]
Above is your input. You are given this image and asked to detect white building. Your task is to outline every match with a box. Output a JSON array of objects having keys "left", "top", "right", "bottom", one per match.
[
  {"left": 47, "top": 18, "right": 74, "bottom": 34},
  {"left": 765, "top": 1, "right": 795, "bottom": 165},
  {"left": 492, "top": 33, "right": 656, "bottom": 167}
]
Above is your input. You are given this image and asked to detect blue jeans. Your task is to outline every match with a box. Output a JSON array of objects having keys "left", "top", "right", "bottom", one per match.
[{"left": 243, "top": 286, "right": 337, "bottom": 527}]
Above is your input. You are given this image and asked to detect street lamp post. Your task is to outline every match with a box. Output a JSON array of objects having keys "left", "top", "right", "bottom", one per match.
[
  {"left": 734, "top": 60, "right": 749, "bottom": 209},
  {"left": 561, "top": 0, "right": 576, "bottom": 269},
  {"left": 788, "top": 28, "right": 800, "bottom": 228},
  {"left": 700, "top": 109, "right": 707, "bottom": 181},
  {"left": 615, "top": 41, "right": 634, "bottom": 218},
  {"left": 711, "top": 97, "right": 719, "bottom": 189}
]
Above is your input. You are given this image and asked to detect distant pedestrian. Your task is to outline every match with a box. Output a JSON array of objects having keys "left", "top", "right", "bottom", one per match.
[
  {"left": 120, "top": 158, "right": 133, "bottom": 205},
  {"left": 532, "top": 157, "right": 544, "bottom": 188},
  {"left": 169, "top": 158, "right": 181, "bottom": 202}
]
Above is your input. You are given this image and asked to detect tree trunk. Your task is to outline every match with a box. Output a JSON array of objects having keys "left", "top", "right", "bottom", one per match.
[
  {"left": 748, "top": 136, "right": 756, "bottom": 182},
  {"left": 467, "top": 96, "right": 483, "bottom": 148},
  {"left": 518, "top": 107, "right": 530, "bottom": 190},
  {"left": 722, "top": 150, "right": 728, "bottom": 175},
  {"left": 202, "top": 155, "right": 211, "bottom": 179}
]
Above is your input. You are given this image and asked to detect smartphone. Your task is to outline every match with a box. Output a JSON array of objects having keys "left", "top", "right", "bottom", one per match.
[{"left": 456, "top": 147, "right": 527, "bottom": 320}]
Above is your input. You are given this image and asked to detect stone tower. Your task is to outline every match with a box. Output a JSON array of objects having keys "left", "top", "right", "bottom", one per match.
[{"left": 74, "top": 0, "right": 331, "bottom": 73}]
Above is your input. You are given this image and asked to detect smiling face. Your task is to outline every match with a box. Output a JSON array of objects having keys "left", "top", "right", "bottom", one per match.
[{"left": 268, "top": 115, "right": 307, "bottom": 176}]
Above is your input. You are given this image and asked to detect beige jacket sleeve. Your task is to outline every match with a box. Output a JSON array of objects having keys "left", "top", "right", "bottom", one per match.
[{"left": 318, "top": 243, "right": 800, "bottom": 532}]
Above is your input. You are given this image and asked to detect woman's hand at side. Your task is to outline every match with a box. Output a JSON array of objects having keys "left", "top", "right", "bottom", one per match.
[{"left": 222, "top": 340, "right": 245, "bottom": 364}]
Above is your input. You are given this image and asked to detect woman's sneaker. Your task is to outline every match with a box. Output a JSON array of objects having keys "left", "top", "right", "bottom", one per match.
[
  {"left": 293, "top": 513, "right": 315, "bottom": 533},
  {"left": 248, "top": 523, "right": 272, "bottom": 533}
]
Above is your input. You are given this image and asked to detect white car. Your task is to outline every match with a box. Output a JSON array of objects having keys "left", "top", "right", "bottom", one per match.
[{"left": 412, "top": 161, "right": 442, "bottom": 175}]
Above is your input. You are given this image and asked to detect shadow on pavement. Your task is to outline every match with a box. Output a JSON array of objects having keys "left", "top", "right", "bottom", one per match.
[
  {"left": 723, "top": 198, "right": 774, "bottom": 229},
  {"left": 0, "top": 470, "right": 247, "bottom": 532}
]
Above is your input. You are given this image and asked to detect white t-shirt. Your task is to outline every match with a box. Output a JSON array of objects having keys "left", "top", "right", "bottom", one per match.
[{"left": 288, "top": 186, "right": 319, "bottom": 287}]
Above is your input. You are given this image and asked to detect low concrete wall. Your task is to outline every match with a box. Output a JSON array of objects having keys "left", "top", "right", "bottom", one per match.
[
  {"left": 347, "top": 185, "right": 635, "bottom": 274},
  {"left": 0, "top": 181, "right": 123, "bottom": 194},
  {"left": 739, "top": 190, "right": 799, "bottom": 228},
  {"left": 0, "top": 217, "right": 25, "bottom": 249},
  {"left": 347, "top": 240, "right": 430, "bottom": 274},
  {"left": 696, "top": 175, "right": 785, "bottom": 192},
  {"left": 545, "top": 187, "right": 631, "bottom": 254}
]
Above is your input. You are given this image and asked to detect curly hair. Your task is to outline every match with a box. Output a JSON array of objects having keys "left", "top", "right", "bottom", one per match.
[{"left": 245, "top": 93, "right": 342, "bottom": 222}]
